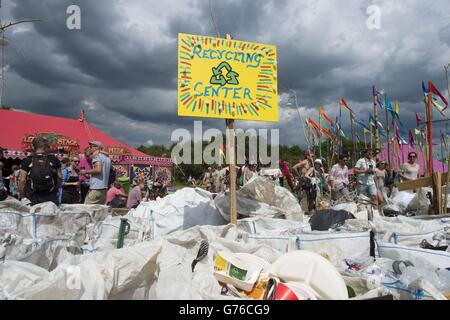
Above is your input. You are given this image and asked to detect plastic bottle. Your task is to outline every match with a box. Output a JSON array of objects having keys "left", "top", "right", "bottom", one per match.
[{"left": 435, "top": 269, "right": 450, "bottom": 292}]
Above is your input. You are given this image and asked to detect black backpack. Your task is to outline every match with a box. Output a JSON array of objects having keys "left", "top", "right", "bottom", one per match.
[
  {"left": 28, "top": 154, "right": 55, "bottom": 192},
  {"left": 108, "top": 166, "right": 116, "bottom": 188}
]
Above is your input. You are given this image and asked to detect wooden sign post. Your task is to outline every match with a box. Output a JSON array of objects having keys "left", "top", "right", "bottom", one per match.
[
  {"left": 397, "top": 172, "right": 448, "bottom": 215},
  {"left": 225, "top": 34, "right": 237, "bottom": 224},
  {"left": 177, "top": 33, "right": 278, "bottom": 225},
  {"left": 226, "top": 118, "right": 237, "bottom": 224}
]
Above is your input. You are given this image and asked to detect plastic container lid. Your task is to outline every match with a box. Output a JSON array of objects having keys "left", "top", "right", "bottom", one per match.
[
  {"left": 213, "top": 251, "right": 263, "bottom": 292},
  {"left": 270, "top": 250, "right": 349, "bottom": 300},
  {"left": 234, "top": 253, "right": 271, "bottom": 274}
]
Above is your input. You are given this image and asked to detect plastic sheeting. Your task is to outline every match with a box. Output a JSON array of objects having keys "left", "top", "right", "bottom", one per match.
[
  {"left": 376, "top": 241, "right": 450, "bottom": 269},
  {"left": 215, "top": 176, "right": 303, "bottom": 222},
  {"left": 1, "top": 181, "right": 449, "bottom": 300},
  {"left": 0, "top": 198, "right": 111, "bottom": 270}
]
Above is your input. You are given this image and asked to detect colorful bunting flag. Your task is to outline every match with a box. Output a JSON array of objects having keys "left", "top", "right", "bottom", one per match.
[
  {"left": 429, "top": 81, "right": 448, "bottom": 111},
  {"left": 385, "top": 95, "right": 394, "bottom": 112},
  {"left": 372, "top": 85, "right": 384, "bottom": 109},
  {"left": 422, "top": 81, "right": 448, "bottom": 115},
  {"left": 339, "top": 98, "right": 354, "bottom": 115},
  {"left": 408, "top": 130, "right": 415, "bottom": 147},
  {"left": 308, "top": 117, "right": 320, "bottom": 131},
  {"left": 354, "top": 118, "right": 370, "bottom": 131},
  {"left": 321, "top": 127, "right": 333, "bottom": 138},
  {"left": 369, "top": 113, "right": 376, "bottom": 127},
  {"left": 319, "top": 107, "right": 336, "bottom": 126},
  {"left": 415, "top": 113, "right": 422, "bottom": 127}
]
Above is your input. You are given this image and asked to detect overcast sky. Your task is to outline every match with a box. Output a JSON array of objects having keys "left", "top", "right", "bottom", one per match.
[{"left": 2, "top": 0, "right": 450, "bottom": 150}]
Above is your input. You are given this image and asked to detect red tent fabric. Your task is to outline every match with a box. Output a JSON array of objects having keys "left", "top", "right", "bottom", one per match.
[{"left": 0, "top": 109, "right": 172, "bottom": 166}]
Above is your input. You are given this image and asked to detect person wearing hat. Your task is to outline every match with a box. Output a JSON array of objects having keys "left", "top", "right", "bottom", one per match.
[
  {"left": 80, "top": 141, "right": 111, "bottom": 204},
  {"left": 304, "top": 158, "right": 325, "bottom": 214},
  {"left": 18, "top": 136, "right": 62, "bottom": 205}
]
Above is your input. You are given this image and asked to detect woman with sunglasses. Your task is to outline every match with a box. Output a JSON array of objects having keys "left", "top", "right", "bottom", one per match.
[
  {"left": 61, "top": 155, "right": 81, "bottom": 204},
  {"left": 399, "top": 152, "right": 420, "bottom": 183}
]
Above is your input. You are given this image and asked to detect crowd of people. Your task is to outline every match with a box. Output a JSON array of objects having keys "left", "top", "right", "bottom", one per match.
[
  {"left": 290, "top": 148, "right": 421, "bottom": 214},
  {"left": 0, "top": 137, "right": 168, "bottom": 209},
  {"left": 189, "top": 162, "right": 263, "bottom": 193},
  {"left": 0, "top": 137, "right": 424, "bottom": 215},
  {"left": 189, "top": 148, "right": 422, "bottom": 215}
]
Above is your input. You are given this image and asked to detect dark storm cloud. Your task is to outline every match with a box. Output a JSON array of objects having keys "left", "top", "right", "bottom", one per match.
[{"left": 9, "top": 0, "right": 177, "bottom": 90}]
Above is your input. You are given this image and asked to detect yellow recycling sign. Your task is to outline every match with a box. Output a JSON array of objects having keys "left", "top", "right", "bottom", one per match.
[{"left": 177, "top": 33, "right": 278, "bottom": 122}]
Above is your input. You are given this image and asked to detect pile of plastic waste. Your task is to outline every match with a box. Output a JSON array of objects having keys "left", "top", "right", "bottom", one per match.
[{"left": 0, "top": 176, "right": 448, "bottom": 300}]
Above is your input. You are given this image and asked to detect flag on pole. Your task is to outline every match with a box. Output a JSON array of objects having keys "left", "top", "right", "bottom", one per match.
[
  {"left": 391, "top": 100, "right": 404, "bottom": 127},
  {"left": 319, "top": 107, "right": 336, "bottom": 126},
  {"left": 339, "top": 98, "right": 354, "bottom": 115},
  {"left": 369, "top": 113, "right": 376, "bottom": 127},
  {"left": 428, "top": 82, "right": 448, "bottom": 108},
  {"left": 78, "top": 110, "right": 86, "bottom": 122},
  {"left": 385, "top": 96, "right": 394, "bottom": 112},
  {"left": 335, "top": 122, "right": 346, "bottom": 138},
  {"left": 408, "top": 130, "right": 415, "bottom": 148},
  {"left": 307, "top": 117, "right": 322, "bottom": 139},
  {"left": 321, "top": 127, "right": 333, "bottom": 138},
  {"left": 363, "top": 127, "right": 371, "bottom": 135},
  {"left": 372, "top": 85, "right": 384, "bottom": 109},
  {"left": 354, "top": 118, "right": 370, "bottom": 131},
  {"left": 308, "top": 117, "right": 320, "bottom": 131},
  {"left": 394, "top": 124, "right": 407, "bottom": 144},
  {"left": 415, "top": 113, "right": 422, "bottom": 127},
  {"left": 423, "top": 81, "right": 448, "bottom": 115}
]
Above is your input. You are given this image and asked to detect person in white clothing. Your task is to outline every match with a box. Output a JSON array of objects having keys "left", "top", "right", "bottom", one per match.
[
  {"left": 329, "top": 154, "right": 350, "bottom": 201},
  {"left": 399, "top": 152, "right": 420, "bottom": 182},
  {"left": 354, "top": 149, "right": 378, "bottom": 206}
]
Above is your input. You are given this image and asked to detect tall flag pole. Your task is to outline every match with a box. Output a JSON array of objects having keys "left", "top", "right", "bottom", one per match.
[
  {"left": 441, "top": 131, "right": 445, "bottom": 172},
  {"left": 339, "top": 101, "right": 343, "bottom": 154},
  {"left": 318, "top": 108, "right": 322, "bottom": 159},
  {"left": 370, "top": 121, "right": 373, "bottom": 150},
  {"left": 422, "top": 81, "right": 449, "bottom": 175},
  {"left": 372, "top": 85, "right": 381, "bottom": 151},
  {"left": 427, "top": 85, "right": 433, "bottom": 175},
  {"left": 339, "top": 98, "right": 356, "bottom": 164},
  {"left": 384, "top": 95, "right": 391, "bottom": 173},
  {"left": 363, "top": 128, "right": 368, "bottom": 149},
  {"left": 423, "top": 131, "right": 429, "bottom": 175}
]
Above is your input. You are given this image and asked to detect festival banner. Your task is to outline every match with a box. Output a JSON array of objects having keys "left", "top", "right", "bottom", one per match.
[
  {"left": 112, "top": 164, "right": 130, "bottom": 179},
  {"left": 177, "top": 33, "right": 278, "bottom": 122},
  {"left": 155, "top": 166, "right": 172, "bottom": 185},
  {"left": 22, "top": 132, "right": 79, "bottom": 154},
  {"left": 131, "top": 165, "right": 153, "bottom": 182},
  {"left": 319, "top": 107, "right": 336, "bottom": 126},
  {"left": 339, "top": 98, "right": 354, "bottom": 115}
]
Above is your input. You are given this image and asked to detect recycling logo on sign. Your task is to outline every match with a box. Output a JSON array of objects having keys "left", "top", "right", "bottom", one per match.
[{"left": 210, "top": 62, "right": 240, "bottom": 86}]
